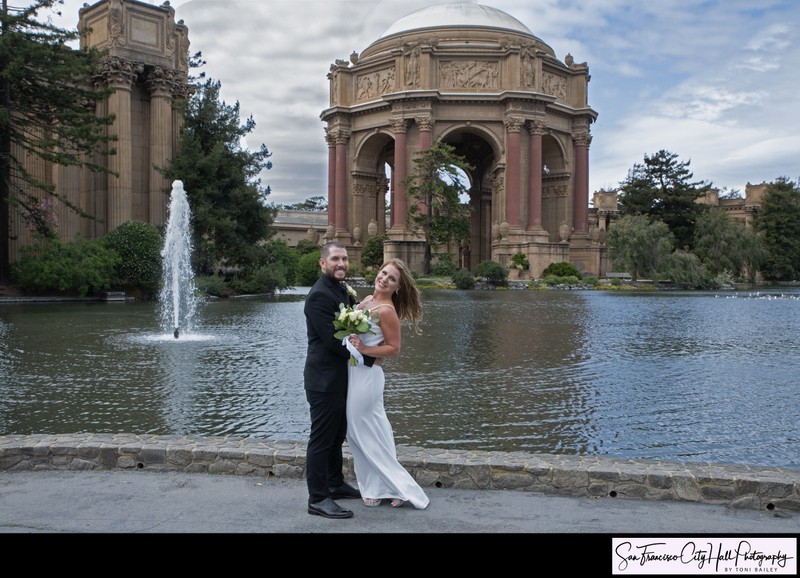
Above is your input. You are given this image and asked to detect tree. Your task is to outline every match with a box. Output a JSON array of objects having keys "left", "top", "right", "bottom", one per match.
[
  {"left": 0, "top": 0, "right": 116, "bottom": 283},
  {"left": 281, "top": 196, "right": 327, "bottom": 212},
  {"left": 607, "top": 214, "right": 674, "bottom": 280},
  {"left": 617, "top": 150, "right": 711, "bottom": 250},
  {"left": 161, "top": 77, "right": 275, "bottom": 274},
  {"left": 753, "top": 177, "right": 800, "bottom": 281},
  {"left": 404, "top": 142, "right": 473, "bottom": 274},
  {"left": 693, "top": 208, "right": 764, "bottom": 282}
]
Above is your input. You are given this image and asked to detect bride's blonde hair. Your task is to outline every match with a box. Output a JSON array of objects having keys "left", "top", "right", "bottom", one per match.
[{"left": 383, "top": 258, "right": 422, "bottom": 334}]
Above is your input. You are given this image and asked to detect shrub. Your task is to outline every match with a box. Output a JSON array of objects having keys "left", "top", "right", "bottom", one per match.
[
  {"left": 510, "top": 252, "right": 529, "bottom": 270},
  {"left": 364, "top": 269, "right": 376, "bottom": 285},
  {"left": 297, "top": 251, "right": 321, "bottom": 285},
  {"left": 250, "top": 239, "right": 297, "bottom": 287},
  {"left": 452, "top": 268, "right": 475, "bottom": 290},
  {"left": 194, "top": 274, "right": 228, "bottom": 297},
  {"left": 431, "top": 253, "right": 458, "bottom": 276},
  {"left": 101, "top": 220, "right": 163, "bottom": 294},
  {"left": 474, "top": 260, "right": 508, "bottom": 285},
  {"left": 361, "top": 234, "right": 386, "bottom": 270},
  {"left": 294, "top": 238, "right": 319, "bottom": 256},
  {"left": 541, "top": 261, "right": 582, "bottom": 279},
  {"left": 12, "top": 236, "right": 120, "bottom": 296}
]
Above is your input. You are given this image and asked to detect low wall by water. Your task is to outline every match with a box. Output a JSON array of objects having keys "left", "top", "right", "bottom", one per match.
[{"left": 1, "top": 434, "right": 798, "bottom": 515}]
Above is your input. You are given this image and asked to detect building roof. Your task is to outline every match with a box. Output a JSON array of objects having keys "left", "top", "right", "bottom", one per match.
[{"left": 378, "top": 2, "right": 533, "bottom": 39}]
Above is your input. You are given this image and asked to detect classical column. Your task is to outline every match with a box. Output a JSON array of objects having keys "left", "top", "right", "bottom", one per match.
[
  {"left": 572, "top": 131, "right": 591, "bottom": 234},
  {"left": 390, "top": 118, "right": 409, "bottom": 230},
  {"left": 99, "top": 56, "right": 141, "bottom": 231},
  {"left": 146, "top": 66, "right": 174, "bottom": 227},
  {"left": 504, "top": 116, "right": 524, "bottom": 228},
  {"left": 325, "top": 129, "right": 336, "bottom": 229},
  {"left": 527, "top": 120, "right": 545, "bottom": 230},
  {"left": 416, "top": 115, "right": 433, "bottom": 150},
  {"left": 334, "top": 129, "right": 350, "bottom": 235}
]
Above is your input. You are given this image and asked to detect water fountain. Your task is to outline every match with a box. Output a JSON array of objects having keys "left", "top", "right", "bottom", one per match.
[{"left": 158, "top": 180, "right": 198, "bottom": 339}]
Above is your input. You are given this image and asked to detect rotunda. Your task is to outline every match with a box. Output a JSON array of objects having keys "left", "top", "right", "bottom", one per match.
[{"left": 320, "top": 3, "right": 601, "bottom": 276}]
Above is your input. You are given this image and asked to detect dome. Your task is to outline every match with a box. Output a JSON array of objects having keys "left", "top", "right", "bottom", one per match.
[{"left": 379, "top": 2, "right": 533, "bottom": 39}]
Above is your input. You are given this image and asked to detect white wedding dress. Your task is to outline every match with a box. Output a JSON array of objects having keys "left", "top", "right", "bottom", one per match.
[{"left": 346, "top": 305, "right": 430, "bottom": 509}]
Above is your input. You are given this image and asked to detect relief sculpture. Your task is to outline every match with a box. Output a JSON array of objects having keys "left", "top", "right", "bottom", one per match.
[
  {"left": 356, "top": 67, "right": 396, "bottom": 101},
  {"left": 439, "top": 61, "right": 498, "bottom": 89},
  {"left": 542, "top": 72, "right": 567, "bottom": 102}
]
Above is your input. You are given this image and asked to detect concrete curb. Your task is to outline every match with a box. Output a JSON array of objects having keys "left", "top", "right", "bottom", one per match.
[{"left": 1, "top": 433, "right": 799, "bottom": 515}]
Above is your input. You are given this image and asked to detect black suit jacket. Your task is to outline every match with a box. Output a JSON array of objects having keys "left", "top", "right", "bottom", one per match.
[{"left": 303, "top": 274, "right": 374, "bottom": 393}]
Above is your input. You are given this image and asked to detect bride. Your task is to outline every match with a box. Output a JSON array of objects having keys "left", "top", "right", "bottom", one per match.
[{"left": 345, "top": 258, "right": 429, "bottom": 509}]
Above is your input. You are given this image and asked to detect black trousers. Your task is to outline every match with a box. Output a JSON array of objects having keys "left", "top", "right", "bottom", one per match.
[{"left": 305, "top": 389, "right": 348, "bottom": 504}]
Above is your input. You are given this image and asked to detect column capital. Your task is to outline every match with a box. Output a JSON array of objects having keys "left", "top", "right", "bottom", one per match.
[
  {"left": 415, "top": 115, "right": 433, "bottom": 132},
  {"left": 324, "top": 127, "right": 351, "bottom": 145},
  {"left": 573, "top": 131, "right": 592, "bottom": 147},
  {"left": 145, "top": 66, "right": 176, "bottom": 97},
  {"left": 390, "top": 118, "right": 409, "bottom": 134},
  {"left": 97, "top": 56, "right": 143, "bottom": 89},
  {"left": 527, "top": 119, "right": 547, "bottom": 136},
  {"left": 504, "top": 115, "right": 525, "bottom": 132}
]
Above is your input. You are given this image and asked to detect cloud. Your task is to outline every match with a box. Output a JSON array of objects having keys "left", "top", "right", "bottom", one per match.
[{"left": 52, "top": 0, "right": 800, "bottom": 204}]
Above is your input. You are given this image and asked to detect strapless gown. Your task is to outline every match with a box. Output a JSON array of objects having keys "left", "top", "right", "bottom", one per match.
[{"left": 346, "top": 312, "right": 429, "bottom": 509}]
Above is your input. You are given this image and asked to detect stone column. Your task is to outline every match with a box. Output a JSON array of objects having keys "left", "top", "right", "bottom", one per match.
[
  {"left": 527, "top": 120, "right": 545, "bottom": 230},
  {"left": 100, "top": 56, "right": 141, "bottom": 231},
  {"left": 504, "top": 116, "right": 524, "bottom": 228},
  {"left": 416, "top": 115, "right": 433, "bottom": 150},
  {"left": 334, "top": 129, "right": 350, "bottom": 236},
  {"left": 390, "top": 118, "right": 409, "bottom": 230},
  {"left": 572, "top": 131, "right": 591, "bottom": 234},
  {"left": 325, "top": 129, "right": 336, "bottom": 229},
  {"left": 146, "top": 66, "right": 174, "bottom": 227}
]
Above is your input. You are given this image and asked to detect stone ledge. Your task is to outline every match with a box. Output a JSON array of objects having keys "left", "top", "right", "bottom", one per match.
[{"left": 1, "top": 434, "right": 798, "bottom": 515}]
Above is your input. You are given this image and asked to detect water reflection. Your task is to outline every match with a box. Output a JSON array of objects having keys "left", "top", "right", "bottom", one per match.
[{"left": 0, "top": 288, "right": 798, "bottom": 469}]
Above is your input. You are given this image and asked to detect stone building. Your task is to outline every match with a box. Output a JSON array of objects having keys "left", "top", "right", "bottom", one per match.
[
  {"left": 320, "top": 3, "right": 601, "bottom": 277},
  {"left": 10, "top": 1, "right": 765, "bottom": 278},
  {"left": 9, "top": 0, "right": 190, "bottom": 262}
]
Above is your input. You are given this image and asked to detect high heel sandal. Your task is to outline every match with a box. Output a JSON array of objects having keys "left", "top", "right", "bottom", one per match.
[
  {"left": 363, "top": 498, "right": 381, "bottom": 507},
  {"left": 390, "top": 499, "right": 405, "bottom": 508}
]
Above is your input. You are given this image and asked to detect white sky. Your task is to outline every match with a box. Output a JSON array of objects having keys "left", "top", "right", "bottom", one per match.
[{"left": 49, "top": 0, "right": 800, "bottom": 207}]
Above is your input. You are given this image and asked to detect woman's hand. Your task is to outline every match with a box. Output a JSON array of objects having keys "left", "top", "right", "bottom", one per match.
[{"left": 349, "top": 335, "right": 362, "bottom": 352}]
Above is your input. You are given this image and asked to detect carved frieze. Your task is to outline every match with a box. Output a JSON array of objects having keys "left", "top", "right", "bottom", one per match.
[
  {"left": 356, "top": 67, "right": 396, "bottom": 101},
  {"left": 439, "top": 61, "right": 499, "bottom": 89},
  {"left": 542, "top": 72, "right": 567, "bottom": 102},
  {"left": 542, "top": 184, "right": 568, "bottom": 199}
]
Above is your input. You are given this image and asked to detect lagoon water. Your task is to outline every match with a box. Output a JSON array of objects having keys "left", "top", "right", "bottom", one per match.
[{"left": 1, "top": 286, "right": 798, "bottom": 469}]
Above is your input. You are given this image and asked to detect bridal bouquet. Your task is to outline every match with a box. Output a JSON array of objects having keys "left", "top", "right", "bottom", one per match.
[{"left": 333, "top": 303, "right": 374, "bottom": 366}]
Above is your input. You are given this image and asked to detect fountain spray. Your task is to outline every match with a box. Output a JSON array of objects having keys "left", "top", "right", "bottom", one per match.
[{"left": 158, "top": 180, "right": 198, "bottom": 339}]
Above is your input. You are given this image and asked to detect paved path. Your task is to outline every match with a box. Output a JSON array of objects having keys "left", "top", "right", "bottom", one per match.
[{"left": 1, "top": 469, "right": 798, "bottom": 535}]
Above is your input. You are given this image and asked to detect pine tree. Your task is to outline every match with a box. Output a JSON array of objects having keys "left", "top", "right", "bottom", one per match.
[
  {"left": 0, "top": 0, "right": 116, "bottom": 283},
  {"left": 617, "top": 150, "right": 711, "bottom": 251},
  {"left": 161, "top": 77, "right": 275, "bottom": 274}
]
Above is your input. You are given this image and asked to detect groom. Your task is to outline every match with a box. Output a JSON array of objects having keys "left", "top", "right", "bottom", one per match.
[{"left": 303, "top": 241, "right": 374, "bottom": 518}]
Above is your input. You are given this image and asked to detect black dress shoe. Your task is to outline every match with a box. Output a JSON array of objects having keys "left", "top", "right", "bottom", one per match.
[
  {"left": 328, "top": 482, "right": 361, "bottom": 499},
  {"left": 308, "top": 498, "right": 354, "bottom": 519}
]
